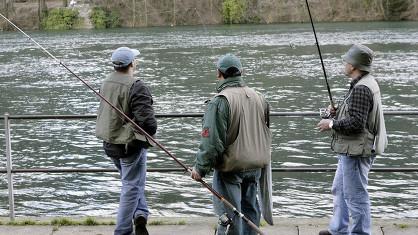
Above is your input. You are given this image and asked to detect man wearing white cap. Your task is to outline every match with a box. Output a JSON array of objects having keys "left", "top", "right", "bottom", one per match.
[
  {"left": 317, "top": 44, "right": 387, "bottom": 235},
  {"left": 96, "top": 47, "right": 157, "bottom": 235}
]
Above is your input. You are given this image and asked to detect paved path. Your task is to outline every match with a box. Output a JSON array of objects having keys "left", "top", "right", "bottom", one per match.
[
  {"left": 0, "top": 217, "right": 417, "bottom": 235},
  {"left": 72, "top": 3, "right": 93, "bottom": 29}
]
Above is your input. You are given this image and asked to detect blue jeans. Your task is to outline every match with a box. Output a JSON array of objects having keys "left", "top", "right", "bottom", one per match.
[
  {"left": 329, "top": 154, "right": 375, "bottom": 235},
  {"left": 105, "top": 144, "right": 149, "bottom": 235},
  {"left": 212, "top": 169, "right": 261, "bottom": 235}
]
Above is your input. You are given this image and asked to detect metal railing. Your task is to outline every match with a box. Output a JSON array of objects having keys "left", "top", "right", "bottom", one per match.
[{"left": 2, "top": 110, "right": 418, "bottom": 220}]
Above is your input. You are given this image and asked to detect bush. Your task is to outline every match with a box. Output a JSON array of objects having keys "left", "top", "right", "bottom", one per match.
[
  {"left": 41, "top": 8, "right": 79, "bottom": 30},
  {"left": 222, "top": 0, "right": 247, "bottom": 24},
  {"left": 384, "top": 0, "right": 412, "bottom": 20},
  {"left": 90, "top": 7, "right": 121, "bottom": 29},
  {"left": 83, "top": 217, "right": 98, "bottom": 226},
  {"left": 51, "top": 217, "right": 77, "bottom": 226}
]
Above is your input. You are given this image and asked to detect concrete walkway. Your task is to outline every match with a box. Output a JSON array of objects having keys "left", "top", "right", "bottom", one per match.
[{"left": 0, "top": 217, "right": 417, "bottom": 235}]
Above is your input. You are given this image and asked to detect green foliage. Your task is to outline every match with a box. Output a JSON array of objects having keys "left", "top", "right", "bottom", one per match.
[
  {"left": 90, "top": 7, "right": 107, "bottom": 29},
  {"left": 0, "top": 217, "right": 115, "bottom": 226},
  {"left": 384, "top": 0, "right": 412, "bottom": 20},
  {"left": 41, "top": 8, "right": 79, "bottom": 30},
  {"left": 51, "top": 217, "right": 77, "bottom": 226},
  {"left": 90, "top": 7, "right": 121, "bottom": 29},
  {"left": 148, "top": 220, "right": 187, "bottom": 226},
  {"left": 222, "top": 0, "right": 247, "bottom": 24},
  {"left": 176, "top": 220, "right": 186, "bottom": 225},
  {"left": 148, "top": 220, "right": 165, "bottom": 226},
  {"left": 395, "top": 223, "right": 409, "bottom": 229},
  {"left": 83, "top": 217, "right": 98, "bottom": 226},
  {"left": 7, "top": 219, "right": 36, "bottom": 226},
  {"left": 362, "top": 0, "right": 373, "bottom": 9}
]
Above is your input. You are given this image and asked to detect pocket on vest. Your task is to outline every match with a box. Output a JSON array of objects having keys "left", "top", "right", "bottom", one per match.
[{"left": 219, "top": 127, "right": 271, "bottom": 172}]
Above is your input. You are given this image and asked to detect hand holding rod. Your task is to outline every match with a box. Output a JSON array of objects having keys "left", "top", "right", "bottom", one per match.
[
  {"left": 0, "top": 13, "right": 264, "bottom": 235},
  {"left": 304, "top": 0, "right": 335, "bottom": 109}
]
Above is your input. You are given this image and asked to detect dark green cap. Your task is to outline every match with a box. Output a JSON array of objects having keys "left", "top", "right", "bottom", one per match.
[
  {"left": 217, "top": 53, "right": 242, "bottom": 73},
  {"left": 342, "top": 44, "right": 374, "bottom": 72}
]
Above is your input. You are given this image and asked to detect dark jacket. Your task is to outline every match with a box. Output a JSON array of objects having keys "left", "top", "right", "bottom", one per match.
[{"left": 129, "top": 79, "right": 157, "bottom": 136}]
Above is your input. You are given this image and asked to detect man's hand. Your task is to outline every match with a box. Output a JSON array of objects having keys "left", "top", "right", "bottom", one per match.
[
  {"left": 191, "top": 168, "right": 202, "bottom": 181},
  {"left": 317, "top": 119, "right": 332, "bottom": 132},
  {"left": 329, "top": 105, "right": 337, "bottom": 117}
]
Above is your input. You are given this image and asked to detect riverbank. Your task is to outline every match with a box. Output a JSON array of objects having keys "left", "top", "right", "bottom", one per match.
[
  {"left": 1, "top": 0, "right": 418, "bottom": 30},
  {"left": 0, "top": 217, "right": 417, "bottom": 234}
]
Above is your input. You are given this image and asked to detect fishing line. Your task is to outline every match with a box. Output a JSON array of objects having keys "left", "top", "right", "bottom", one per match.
[
  {"left": 194, "top": 7, "right": 217, "bottom": 68},
  {"left": 0, "top": 13, "right": 264, "bottom": 235}
]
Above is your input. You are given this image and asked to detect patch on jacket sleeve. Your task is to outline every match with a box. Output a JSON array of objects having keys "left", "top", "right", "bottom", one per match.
[{"left": 201, "top": 128, "right": 210, "bottom": 138}]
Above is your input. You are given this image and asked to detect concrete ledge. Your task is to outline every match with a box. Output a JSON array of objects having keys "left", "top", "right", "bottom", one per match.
[{"left": 0, "top": 217, "right": 417, "bottom": 235}]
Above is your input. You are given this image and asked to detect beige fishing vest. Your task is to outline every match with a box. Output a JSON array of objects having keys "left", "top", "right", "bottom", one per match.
[
  {"left": 215, "top": 86, "right": 272, "bottom": 172},
  {"left": 331, "top": 75, "right": 387, "bottom": 156},
  {"left": 96, "top": 72, "right": 150, "bottom": 145}
]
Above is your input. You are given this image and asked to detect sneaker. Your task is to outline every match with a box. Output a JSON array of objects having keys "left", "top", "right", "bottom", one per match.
[
  {"left": 134, "top": 216, "right": 149, "bottom": 235},
  {"left": 319, "top": 230, "right": 332, "bottom": 235}
]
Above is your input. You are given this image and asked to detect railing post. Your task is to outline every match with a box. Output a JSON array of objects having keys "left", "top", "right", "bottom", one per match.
[{"left": 4, "top": 113, "right": 15, "bottom": 221}]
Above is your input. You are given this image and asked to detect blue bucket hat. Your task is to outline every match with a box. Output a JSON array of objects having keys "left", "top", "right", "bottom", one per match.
[
  {"left": 111, "top": 47, "right": 140, "bottom": 68},
  {"left": 217, "top": 54, "right": 242, "bottom": 74}
]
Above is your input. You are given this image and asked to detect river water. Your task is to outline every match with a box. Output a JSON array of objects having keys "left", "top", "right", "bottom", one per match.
[{"left": 0, "top": 22, "right": 418, "bottom": 219}]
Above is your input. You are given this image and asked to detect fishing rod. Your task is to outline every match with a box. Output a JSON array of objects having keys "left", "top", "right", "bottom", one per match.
[
  {"left": 0, "top": 13, "right": 264, "bottom": 235},
  {"left": 304, "top": 0, "right": 335, "bottom": 110}
]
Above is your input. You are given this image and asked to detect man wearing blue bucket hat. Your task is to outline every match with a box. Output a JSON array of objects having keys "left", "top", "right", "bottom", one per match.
[
  {"left": 191, "top": 54, "right": 273, "bottom": 235},
  {"left": 96, "top": 47, "right": 157, "bottom": 235},
  {"left": 317, "top": 44, "right": 388, "bottom": 235}
]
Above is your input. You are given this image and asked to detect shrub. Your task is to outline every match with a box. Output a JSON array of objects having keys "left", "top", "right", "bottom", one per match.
[
  {"left": 222, "top": 0, "right": 247, "bottom": 24},
  {"left": 90, "top": 7, "right": 121, "bottom": 29},
  {"left": 51, "top": 217, "right": 76, "bottom": 226},
  {"left": 83, "top": 217, "right": 98, "bottom": 226},
  {"left": 384, "top": 0, "right": 412, "bottom": 20},
  {"left": 41, "top": 8, "right": 79, "bottom": 30}
]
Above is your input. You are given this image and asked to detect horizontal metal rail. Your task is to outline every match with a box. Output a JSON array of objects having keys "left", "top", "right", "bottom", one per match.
[
  {"left": 1, "top": 167, "right": 418, "bottom": 173},
  {"left": 0, "top": 110, "right": 418, "bottom": 120},
  {"left": 1, "top": 110, "right": 418, "bottom": 221}
]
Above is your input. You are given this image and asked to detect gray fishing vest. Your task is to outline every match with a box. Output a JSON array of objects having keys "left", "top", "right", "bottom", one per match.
[
  {"left": 96, "top": 72, "right": 149, "bottom": 145},
  {"left": 216, "top": 86, "right": 272, "bottom": 172},
  {"left": 331, "top": 75, "right": 387, "bottom": 156}
]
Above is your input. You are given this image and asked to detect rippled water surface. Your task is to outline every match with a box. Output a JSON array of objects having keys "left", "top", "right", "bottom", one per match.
[{"left": 1, "top": 22, "right": 418, "bottom": 218}]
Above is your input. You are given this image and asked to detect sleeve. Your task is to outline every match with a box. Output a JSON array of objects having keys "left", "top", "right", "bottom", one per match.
[
  {"left": 129, "top": 80, "right": 157, "bottom": 136},
  {"left": 332, "top": 85, "right": 373, "bottom": 135},
  {"left": 194, "top": 96, "right": 229, "bottom": 177}
]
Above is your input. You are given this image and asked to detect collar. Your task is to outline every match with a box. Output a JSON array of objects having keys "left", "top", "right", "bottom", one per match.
[
  {"left": 349, "top": 73, "right": 367, "bottom": 89},
  {"left": 216, "top": 76, "right": 246, "bottom": 93}
]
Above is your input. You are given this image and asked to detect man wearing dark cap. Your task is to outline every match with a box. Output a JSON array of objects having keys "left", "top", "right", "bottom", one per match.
[
  {"left": 191, "top": 54, "right": 273, "bottom": 235},
  {"left": 96, "top": 47, "right": 157, "bottom": 235},
  {"left": 317, "top": 44, "right": 387, "bottom": 235}
]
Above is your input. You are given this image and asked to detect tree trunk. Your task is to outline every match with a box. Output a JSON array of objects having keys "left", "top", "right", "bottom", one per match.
[
  {"left": 63, "top": 0, "right": 67, "bottom": 7},
  {"left": 132, "top": 0, "right": 135, "bottom": 27},
  {"left": 38, "top": 0, "right": 47, "bottom": 27},
  {"left": 1, "top": 0, "right": 6, "bottom": 30},
  {"left": 6, "top": 0, "right": 14, "bottom": 17},
  {"left": 144, "top": 0, "right": 148, "bottom": 26},
  {"left": 172, "top": 0, "right": 176, "bottom": 26}
]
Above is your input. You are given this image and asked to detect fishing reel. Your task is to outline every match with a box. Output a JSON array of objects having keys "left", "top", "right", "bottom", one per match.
[
  {"left": 319, "top": 108, "right": 331, "bottom": 119},
  {"left": 217, "top": 213, "right": 233, "bottom": 234}
]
